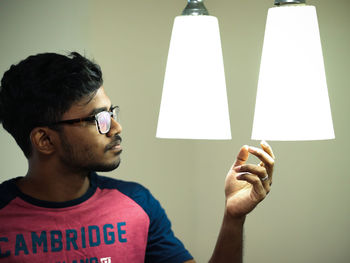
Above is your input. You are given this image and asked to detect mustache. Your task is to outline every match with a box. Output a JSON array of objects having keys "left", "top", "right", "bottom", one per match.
[{"left": 105, "top": 134, "right": 122, "bottom": 152}]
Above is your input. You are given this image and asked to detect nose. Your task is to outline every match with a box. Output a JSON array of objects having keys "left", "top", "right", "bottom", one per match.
[{"left": 107, "top": 117, "right": 122, "bottom": 137}]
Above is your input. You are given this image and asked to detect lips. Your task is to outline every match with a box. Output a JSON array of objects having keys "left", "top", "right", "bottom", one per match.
[
  {"left": 105, "top": 136, "right": 122, "bottom": 153},
  {"left": 111, "top": 143, "right": 121, "bottom": 151},
  {"left": 106, "top": 141, "right": 121, "bottom": 151}
]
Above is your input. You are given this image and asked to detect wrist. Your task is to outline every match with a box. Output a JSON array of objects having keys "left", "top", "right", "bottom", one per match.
[
  {"left": 224, "top": 203, "right": 247, "bottom": 225},
  {"left": 224, "top": 210, "right": 246, "bottom": 226}
]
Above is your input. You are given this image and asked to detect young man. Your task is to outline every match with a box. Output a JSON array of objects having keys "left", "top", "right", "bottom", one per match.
[{"left": 0, "top": 52, "right": 275, "bottom": 263}]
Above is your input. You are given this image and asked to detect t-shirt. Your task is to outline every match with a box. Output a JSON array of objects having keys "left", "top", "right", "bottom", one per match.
[{"left": 0, "top": 173, "right": 193, "bottom": 263}]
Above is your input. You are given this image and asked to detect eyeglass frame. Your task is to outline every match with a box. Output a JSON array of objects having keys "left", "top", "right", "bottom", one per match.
[{"left": 45, "top": 105, "right": 120, "bottom": 134}]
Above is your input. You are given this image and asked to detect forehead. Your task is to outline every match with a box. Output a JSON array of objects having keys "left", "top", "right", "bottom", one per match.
[{"left": 63, "top": 87, "right": 112, "bottom": 118}]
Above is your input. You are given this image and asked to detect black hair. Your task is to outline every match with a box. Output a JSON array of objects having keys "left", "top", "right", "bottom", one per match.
[{"left": 0, "top": 52, "right": 103, "bottom": 158}]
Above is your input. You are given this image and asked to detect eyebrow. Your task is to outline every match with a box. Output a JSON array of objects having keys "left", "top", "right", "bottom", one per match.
[{"left": 88, "top": 105, "right": 113, "bottom": 116}]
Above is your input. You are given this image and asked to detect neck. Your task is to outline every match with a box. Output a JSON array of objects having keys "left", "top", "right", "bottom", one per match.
[{"left": 17, "top": 159, "right": 91, "bottom": 203}]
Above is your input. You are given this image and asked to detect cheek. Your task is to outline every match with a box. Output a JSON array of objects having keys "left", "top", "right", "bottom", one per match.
[
  {"left": 83, "top": 134, "right": 107, "bottom": 153},
  {"left": 77, "top": 139, "right": 105, "bottom": 162},
  {"left": 66, "top": 125, "right": 108, "bottom": 151}
]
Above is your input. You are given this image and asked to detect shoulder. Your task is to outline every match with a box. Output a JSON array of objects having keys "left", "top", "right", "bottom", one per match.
[
  {"left": 94, "top": 174, "right": 193, "bottom": 262},
  {"left": 0, "top": 178, "right": 18, "bottom": 210},
  {"left": 94, "top": 174, "right": 156, "bottom": 214},
  {"left": 95, "top": 173, "right": 150, "bottom": 198}
]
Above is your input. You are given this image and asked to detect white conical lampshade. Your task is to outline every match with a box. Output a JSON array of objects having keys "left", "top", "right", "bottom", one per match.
[
  {"left": 252, "top": 5, "right": 335, "bottom": 141},
  {"left": 156, "top": 15, "right": 231, "bottom": 139}
]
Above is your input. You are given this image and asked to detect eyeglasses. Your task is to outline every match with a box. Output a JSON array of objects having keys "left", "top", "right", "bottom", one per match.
[{"left": 48, "top": 106, "right": 120, "bottom": 134}]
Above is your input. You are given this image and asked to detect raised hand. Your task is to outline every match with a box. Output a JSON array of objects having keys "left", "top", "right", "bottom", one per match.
[{"left": 224, "top": 141, "right": 275, "bottom": 219}]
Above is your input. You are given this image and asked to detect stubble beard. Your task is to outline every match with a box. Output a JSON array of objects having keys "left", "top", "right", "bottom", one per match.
[{"left": 59, "top": 132, "right": 121, "bottom": 173}]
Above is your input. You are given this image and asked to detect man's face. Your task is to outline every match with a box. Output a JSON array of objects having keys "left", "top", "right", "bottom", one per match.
[{"left": 55, "top": 87, "right": 122, "bottom": 173}]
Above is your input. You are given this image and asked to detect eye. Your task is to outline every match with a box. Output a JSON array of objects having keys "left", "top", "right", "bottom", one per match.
[
  {"left": 111, "top": 106, "right": 119, "bottom": 119},
  {"left": 87, "top": 119, "right": 96, "bottom": 123}
]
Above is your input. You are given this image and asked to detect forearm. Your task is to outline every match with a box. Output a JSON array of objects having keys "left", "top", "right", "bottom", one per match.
[{"left": 209, "top": 211, "right": 245, "bottom": 263}]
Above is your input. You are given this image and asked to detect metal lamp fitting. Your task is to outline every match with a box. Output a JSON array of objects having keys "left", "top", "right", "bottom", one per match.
[
  {"left": 274, "top": 0, "right": 306, "bottom": 5},
  {"left": 182, "top": 0, "right": 209, "bottom": 16}
]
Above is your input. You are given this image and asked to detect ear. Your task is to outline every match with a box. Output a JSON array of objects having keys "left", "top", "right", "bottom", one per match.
[{"left": 30, "top": 127, "right": 56, "bottom": 155}]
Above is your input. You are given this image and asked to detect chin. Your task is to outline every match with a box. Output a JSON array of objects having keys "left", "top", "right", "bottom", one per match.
[{"left": 90, "top": 159, "right": 121, "bottom": 172}]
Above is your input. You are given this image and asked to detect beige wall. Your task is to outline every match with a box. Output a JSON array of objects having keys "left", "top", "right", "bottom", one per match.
[{"left": 1, "top": 0, "right": 349, "bottom": 262}]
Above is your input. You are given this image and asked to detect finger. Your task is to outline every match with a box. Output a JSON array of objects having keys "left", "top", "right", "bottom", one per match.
[
  {"left": 258, "top": 161, "right": 272, "bottom": 185},
  {"left": 234, "top": 164, "right": 270, "bottom": 191},
  {"left": 234, "top": 164, "right": 267, "bottom": 180},
  {"left": 248, "top": 146, "right": 274, "bottom": 167},
  {"left": 248, "top": 146, "right": 275, "bottom": 180},
  {"left": 236, "top": 173, "right": 267, "bottom": 201},
  {"left": 232, "top": 145, "right": 249, "bottom": 168},
  {"left": 260, "top": 141, "right": 275, "bottom": 185},
  {"left": 261, "top": 140, "right": 275, "bottom": 159}
]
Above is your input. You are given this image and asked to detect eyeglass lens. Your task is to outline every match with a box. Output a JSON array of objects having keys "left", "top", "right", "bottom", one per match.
[
  {"left": 96, "top": 107, "right": 119, "bottom": 134},
  {"left": 96, "top": 111, "right": 111, "bottom": 134}
]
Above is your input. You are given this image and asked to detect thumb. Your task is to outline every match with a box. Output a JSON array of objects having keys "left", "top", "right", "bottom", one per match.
[{"left": 233, "top": 145, "right": 249, "bottom": 168}]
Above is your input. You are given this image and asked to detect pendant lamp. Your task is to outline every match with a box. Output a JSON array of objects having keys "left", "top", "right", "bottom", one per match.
[
  {"left": 252, "top": 0, "right": 335, "bottom": 141},
  {"left": 156, "top": 0, "right": 231, "bottom": 140}
]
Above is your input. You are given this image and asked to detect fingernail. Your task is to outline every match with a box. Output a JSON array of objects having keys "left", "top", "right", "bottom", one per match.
[
  {"left": 234, "top": 166, "right": 241, "bottom": 172},
  {"left": 241, "top": 145, "right": 249, "bottom": 152},
  {"left": 261, "top": 140, "right": 269, "bottom": 147}
]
